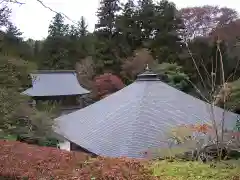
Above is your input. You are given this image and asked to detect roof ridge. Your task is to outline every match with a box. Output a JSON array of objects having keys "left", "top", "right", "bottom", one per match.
[{"left": 31, "top": 70, "right": 76, "bottom": 74}]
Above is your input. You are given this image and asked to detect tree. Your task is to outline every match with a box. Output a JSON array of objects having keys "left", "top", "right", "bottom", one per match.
[
  {"left": 33, "top": 40, "right": 43, "bottom": 57},
  {"left": 179, "top": 37, "right": 212, "bottom": 86},
  {"left": 154, "top": 62, "right": 192, "bottom": 92},
  {"left": 0, "top": 56, "right": 57, "bottom": 144},
  {"left": 185, "top": 39, "right": 232, "bottom": 88},
  {"left": 211, "top": 40, "right": 236, "bottom": 83},
  {"left": 215, "top": 78, "right": 240, "bottom": 113},
  {"left": 5, "top": 22, "right": 22, "bottom": 40},
  {"left": 121, "top": 48, "right": 155, "bottom": 84},
  {"left": 38, "top": 13, "right": 72, "bottom": 69},
  {"left": 0, "top": 22, "right": 34, "bottom": 61},
  {"left": 93, "top": 73, "right": 125, "bottom": 100},
  {"left": 94, "top": 0, "right": 122, "bottom": 74},
  {"left": 66, "top": 17, "right": 90, "bottom": 64},
  {"left": 210, "top": 20, "right": 240, "bottom": 76},
  {"left": 78, "top": 16, "right": 88, "bottom": 37},
  {"left": 68, "top": 24, "right": 78, "bottom": 39},
  {"left": 135, "top": 0, "right": 155, "bottom": 43},
  {"left": 48, "top": 13, "right": 69, "bottom": 37},
  {"left": 115, "top": 0, "right": 141, "bottom": 56},
  {"left": 95, "top": 0, "right": 121, "bottom": 37},
  {"left": 210, "top": 19, "right": 240, "bottom": 42},
  {"left": 39, "top": 36, "right": 71, "bottom": 69},
  {"left": 179, "top": 6, "right": 238, "bottom": 41},
  {"left": 39, "top": 14, "right": 92, "bottom": 70},
  {"left": 0, "top": 5, "right": 11, "bottom": 28},
  {"left": 75, "top": 17, "right": 89, "bottom": 56},
  {"left": 75, "top": 56, "right": 96, "bottom": 90},
  {"left": 68, "top": 16, "right": 88, "bottom": 39},
  {"left": 150, "top": 0, "right": 183, "bottom": 63}
]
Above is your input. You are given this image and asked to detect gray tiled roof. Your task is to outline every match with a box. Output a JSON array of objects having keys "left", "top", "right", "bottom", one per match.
[
  {"left": 54, "top": 71, "right": 238, "bottom": 158},
  {"left": 22, "top": 70, "right": 89, "bottom": 96}
]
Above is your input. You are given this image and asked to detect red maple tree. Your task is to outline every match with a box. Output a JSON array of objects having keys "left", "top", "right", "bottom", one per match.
[{"left": 93, "top": 73, "right": 125, "bottom": 99}]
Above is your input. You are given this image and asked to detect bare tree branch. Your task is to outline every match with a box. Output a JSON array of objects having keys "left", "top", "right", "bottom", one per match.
[
  {"left": 2, "top": 0, "right": 77, "bottom": 24},
  {"left": 185, "top": 42, "right": 209, "bottom": 94},
  {"left": 0, "top": 0, "right": 24, "bottom": 5},
  {"left": 35, "top": 0, "right": 77, "bottom": 24}
]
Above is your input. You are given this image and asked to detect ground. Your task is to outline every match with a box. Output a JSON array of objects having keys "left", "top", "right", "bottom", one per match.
[
  {"left": 151, "top": 160, "right": 240, "bottom": 180},
  {"left": 0, "top": 140, "right": 239, "bottom": 180}
]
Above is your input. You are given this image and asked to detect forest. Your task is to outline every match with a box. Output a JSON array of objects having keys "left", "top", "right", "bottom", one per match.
[{"left": 1, "top": 0, "right": 240, "bottom": 145}]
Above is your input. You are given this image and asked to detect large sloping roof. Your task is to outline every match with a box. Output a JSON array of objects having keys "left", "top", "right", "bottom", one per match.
[
  {"left": 54, "top": 69, "right": 238, "bottom": 158},
  {"left": 22, "top": 70, "right": 89, "bottom": 97}
]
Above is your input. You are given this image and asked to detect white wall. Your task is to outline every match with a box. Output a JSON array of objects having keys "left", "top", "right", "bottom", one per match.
[{"left": 58, "top": 141, "right": 70, "bottom": 151}]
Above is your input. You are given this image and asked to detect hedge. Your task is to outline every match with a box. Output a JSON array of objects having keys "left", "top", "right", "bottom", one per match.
[{"left": 0, "top": 140, "right": 155, "bottom": 180}]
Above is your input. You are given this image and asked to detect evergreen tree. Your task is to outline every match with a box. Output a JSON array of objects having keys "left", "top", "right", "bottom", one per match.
[
  {"left": 33, "top": 40, "right": 42, "bottom": 59},
  {"left": 39, "top": 37, "right": 71, "bottom": 70},
  {"left": 67, "top": 17, "right": 89, "bottom": 61},
  {"left": 38, "top": 14, "right": 71, "bottom": 69},
  {"left": 0, "top": 6, "right": 10, "bottom": 28},
  {"left": 68, "top": 24, "right": 78, "bottom": 39},
  {"left": 150, "top": 0, "right": 183, "bottom": 63},
  {"left": 48, "top": 13, "right": 69, "bottom": 37},
  {"left": 135, "top": 0, "right": 155, "bottom": 43},
  {"left": 3, "top": 22, "right": 22, "bottom": 49},
  {"left": 154, "top": 62, "right": 191, "bottom": 92},
  {"left": 94, "top": 0, "right": 122, "bottom": 74},
  {"left": 0, "top": 22, "right": 34, "bottom": 60},
  {"left": 95, "top": 0, "right": 120, "bottom": 37},
  {"left": 78, "top": 16, "right": 88, "bottom": 37},
  {"left": 6, "top": 22, "right": 22, "bottom": 38},
  {"left": 115, "top": 0, "right": 141, "bottom": 56},
  {"left": 76, "top": 17, "right": 89, "bottom": 58},
  {"left": 68, "top": 17, "right": 88, "bottom": 39}
]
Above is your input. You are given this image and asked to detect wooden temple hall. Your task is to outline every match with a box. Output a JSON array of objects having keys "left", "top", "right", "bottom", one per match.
[
  {"left": 53, "top": 67, "right": 238, "bottom": 158},
  {"left": 22, "top": 70, "right": 90, "bottom": 115}
]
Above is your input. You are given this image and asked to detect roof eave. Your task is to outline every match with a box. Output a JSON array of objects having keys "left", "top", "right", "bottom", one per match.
[
  {"left": 21, "top": 88, "right": 90, "bottom": 97},
  {"left": 31, "top": 70, "right": 76, "bottom": 74}
]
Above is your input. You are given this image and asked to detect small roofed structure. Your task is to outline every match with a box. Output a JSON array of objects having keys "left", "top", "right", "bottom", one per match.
[
  {"left": 22, "top": 70, "right": 90, "bottom": 115},
  {"left": 22, "top": 70, "right": 89, "bottom": 97},
  {"left": 54, "top": 66, "right": 238, "bottom": 158}
]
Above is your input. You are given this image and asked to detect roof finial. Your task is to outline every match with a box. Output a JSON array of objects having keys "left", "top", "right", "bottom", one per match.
[
  {"left": 145, "top": 64, "right": 149, "bottom": 71},
  {"left": 136, "top": 64, "right": 159, "bottom": 81}
]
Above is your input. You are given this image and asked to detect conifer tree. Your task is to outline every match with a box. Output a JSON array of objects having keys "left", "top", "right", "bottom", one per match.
[
  {"left": 48, "top": 13, "right": 69, "bottom": 37},
  {"left": 115, "top": 0, "right": 141, "bottom": 55},
  {"left": 39, "top": 13, "right": 71, "bottom": 69},
  {"left": 95, "top": 0, "right": 121, "bottom": 37},
  {"left": 135, "top": 0, "right": 155, "bottom": 42},
  {"left": 150, "top": 0, "right": 183, "bottom": 63},
  {"left": 94, "top": 0, "right": 122, "bottom": 74},
  {"left": 78, "top": 16, "right": 88, "bottom": 37}
]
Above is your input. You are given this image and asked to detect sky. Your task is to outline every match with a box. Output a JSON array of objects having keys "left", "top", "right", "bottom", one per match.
[{"left": 7, "top": 0, "right": 240, "bottom": 40}]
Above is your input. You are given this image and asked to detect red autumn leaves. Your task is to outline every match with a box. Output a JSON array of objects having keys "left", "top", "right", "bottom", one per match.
[
  {"left": 93, "top": 73, "right": 125, "bottom": 99},
  {"left": 183, "top": 124, "right": 213, "bottom": 134},
  {"left": 0, "top": 140, "right": 154, "bottom": 180}
]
